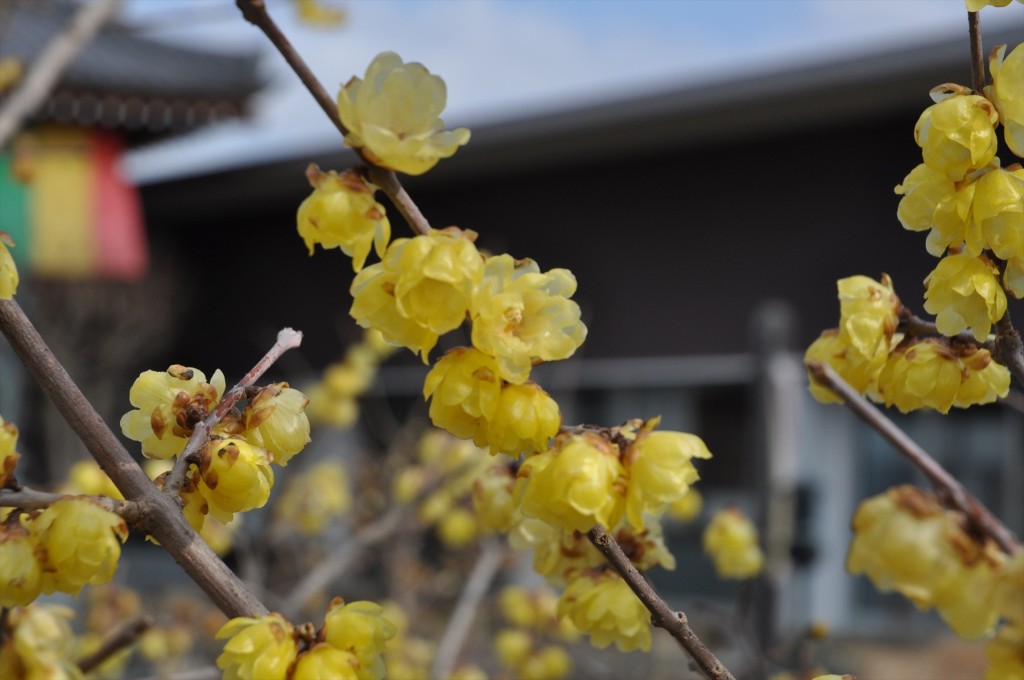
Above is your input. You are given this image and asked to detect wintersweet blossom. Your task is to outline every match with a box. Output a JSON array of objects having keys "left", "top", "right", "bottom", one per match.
[
  {"left": 197, "top": 438, "right": 274, "bottom": 523},
  {"left": 296, "top": 164, "right": 390, "bottom": 271},
  {"left": 972, "top": 166, "right": 1024, "bottom": 261},
  {"left": 293, "top": 644, "right": 360, "bottom": 680},
  {"left": 1007, "top": 256, "right": 1024, "bottom": 298},
  {"left": 119, "top": 365, "right": 226, "bottom": 459},
  {"left": 4, "top": 605, "right": 83, "bottom": 679},
  {"left": 558, "top": 571, "right": 651, "bottom": 652},
  {"left": 877, "top": 339, "right": 963, "bottom": 413},
  {"left": 914, "top": 91, "right": 999, "bottom": 181},
  {"left": 515, "top": 433, "right": 626, "bottom": 533},
  {"left": 423, "top": 347, "right": 502, "bottom": 441},
  {"left": 31, "top": 498, "right": 128, "bottom": 596},
  {"left": 0, "top": 416, "right": 19, "bottom": 488},
  {"left": 923, "top": 253, "right": 1007, "bottom": 342},
  {"left": 471, "top": 254, "right": 587, "bottom": 384},
  {"left": 472, "top": 464, "right": 516, "bottom": 532},
  {"left": 987, "top": 43, "right": 1024, "bottom": 157},
  {"left": 215, "top": 613, "right": 298, "bottom": 680},
  {"left": 965, "top": 0, "right": 1015, "bottom": 10},
  {"left": 241, "top": 383, "right": 311, "bottom": 466},
  {"left": 0, "top": 231, "right": 17, "bottom": 299},
  {"left": 323, "top": 598, "right": 398, "bottom": 680},
  {"left": 508, "top": 518, "right": 604, "bottom": 587},
  {"left": 847, "top": 486, "right": 1003, "bottom": 639},
  {"left": 623, "top": 417, "right": 711, "bottom": 529},
  {"left": 0, "top": 524, "right": 43, "bottom": 607},
  {"left": 837, "top": 275, "right": 900, "bottom": 362},
  {"left": 895, "top": 163, "right": 976, "bottom": 256},
  {"left": 484, "top": 382, "right": 561, "bottom": 456},
  {"left": 804, "top": 329, "right": 887, "bottom": 403},
  {"left": 337, "top": 51, "right": 470, "bottom": 175},
  {"left": 703, "top": 507, "right": 765, "bottom": 579},
  {"left": 955, "top": 347, "right": 1011, "bottom": 408}
]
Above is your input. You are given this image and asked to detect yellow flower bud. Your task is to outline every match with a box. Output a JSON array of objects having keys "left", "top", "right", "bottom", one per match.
[
  {"left": 337, "top": 52, "right": 470, "bottom": 175},
  {"left": 972, "top": 166, "right": 1024, "bottom": 261},
  {"left": 215, "top": 613, "right": 298, "bottom": 680},
  {"left": 0, "top": 416, "right": 20, "bottom": 489},
  {"left": 915, "top": 92, "right": 998, "bottom": 181},
  {"left": 484, "top": 382, "right": 561, "bottom": 456},
  {"left": 0, "top": 231, "right": 18, "bottom": 300},
  {"left": 323, "top": 599, "right": 397, "bottom": 680},
  {"left": 986, "top": 43, "right": 1024, "bottom": 157},
  {"left": 242, "top": 383, "right": 311, "bottom": 467},
  {"left": 471, "top": 254, "right": 587, "bottom": 384},
  {"left": 120, "top": 365, "right": 226, "bottom": 459},
  {"left": 923, "top": 253, "right": 1007, "bottom": 342},
  {"left": 31, "top": 498, "right": 128, "bottom": 596},
  {"left": 847, "top": 486, "right": 1003, "bottom": 639},
  {"left": 0, "top": 523, "right": 43, "bottom": 607},
  {"left": 296, "top": 165, "right": 390, "bottom": 271},
  {"left": 515, "top": 434, "right": 625, "bottom": 534},
  {"left": 837, "top": 275, "right": 901, "bottom": 362},
  {"left": 895, "top": 163, "right": 973, "bottom": 256},
  {"left": 955, "top": 347, "right": 1011, "bottom": 408},
  {"left": 703, "top": 507, "right": 765, "bottom": 580},
  {"left": 624, "top": 417, "right": 711, "bottom": 529},
  {"left": 198, "top": 438, "right": 274, "bottom": 523},
  {"left": 293, "top": 643, "right": 360, "bottom": 680},
  {"left": 495, "top": 628, "right": 532, "bottom": 670},
  {"left": 424, "top": 347, "right": 502, "bottom": 441},
  {"left": 437, "top": 507, "right": 479, "bottom": 548},
  {"left": 558, "top": 571, "right": 651, "bottom": 652},
  {"left": 804, "top": 330, "right": 888, "bottom": 405}
]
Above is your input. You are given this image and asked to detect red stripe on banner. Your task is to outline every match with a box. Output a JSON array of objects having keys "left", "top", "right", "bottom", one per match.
[{"left": 92, "top": 131, "right": 147, "bottom": 280}]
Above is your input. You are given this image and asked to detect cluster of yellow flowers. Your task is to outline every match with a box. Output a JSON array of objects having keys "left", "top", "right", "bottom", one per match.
[
  {"left": 847, "top": 486, "right": 1021, "bottom": 646},
  {"left": 273, "top": 460, "right": 352, "bottom": 536},
  {"left": 0, "top": 605, "right": 85, "bottom": 678},
  {"left": 494, "top": 586, "right": 577, "bottom": 680},
  {"left": 119, "top": 365, "right": 311, "bottom": 534},
  {"left": 702, "top": 507, "right": 766, "bottom": 580},
  {"left": 216, "top": 597, "right": 396, "bottom": 680},
  {"left": 806, "top": 275, "right": 1010, "bottom": 412},
  {"left": 305, "top": 328, "right": 397, "bottom": 428}
]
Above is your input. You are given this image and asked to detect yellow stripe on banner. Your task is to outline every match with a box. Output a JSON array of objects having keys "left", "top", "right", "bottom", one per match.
[{"left": 30, "top": 126, "right": 95, "bottom": 277}]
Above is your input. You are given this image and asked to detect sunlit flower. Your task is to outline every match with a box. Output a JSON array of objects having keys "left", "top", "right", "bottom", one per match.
[
  {"left": 0, "top": 523, "right": 43, "bottom": 607},
  {"left": 471, "top": 254, "right": 587, "bottom": 384},
  {"left": 804, "top": 330, "right": 886, "bottom": 404},
  {"left": 216, "top": 613, "right": 298, "bottom": 680},
  {"left": 703, "top": 507, "right": 765, "bottom": 579},
  {"left": 986, "top": 43, "right": 1024, "bottom": 156},
  {"left": 484, "top": 381, "right": 561, "bottom": 456},
  {"left": 895, "top": 163, "right": 975, "bottom": 256},
  {"left": 293, "top": 643, "right": 360, "bottom": 680},
  {"left": 955, "top": 347, "right": 1011, "bottom": 408},
  {"left": 423, "top": 347, "right": 502, "bottom": 441},
  {"left": 915, "top": 90, "right": 998, "bottom": 181},
  {"left": 242, "top": 383, "right": 311, "bottom": 466},
  {"left": 972, "top": 166, "right": 1024, "bottom": 260},
  {"left": 877, "top": 339, "right": 962, "bottom": 413},
  {"left": 837, "top": 275, "right": 901, "bottom": 361},
  {"left": 323, "top": 598, "right": 398, "bottom": 680},
  {"left": 558, "top": 571, "right": 651, "bottom": 652},
  {"left": 32, "top": 498, "right": 128, "bottom": 596},
  {"left": 197, "top": 438, "right": 274, "bottom": 523},
  {"left": 337, "top": 51, "right": 470, "bottom": 175},
  {"left": 923, "top": 252, "right": 1007, "bottom": 342}
]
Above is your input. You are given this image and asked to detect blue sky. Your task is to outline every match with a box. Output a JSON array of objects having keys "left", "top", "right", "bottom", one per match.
[{"left": 119, "top": 0, "right": 1023, "bottom": 183}]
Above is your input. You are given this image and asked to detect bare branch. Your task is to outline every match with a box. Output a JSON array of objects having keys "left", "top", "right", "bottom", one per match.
[
  {"left": 806, "top": 360, "right": 1020, "bottom": 554},
  {"left": 0, "top": 0, "right": 123, "bottom": 148},
  {"left": 165, "top": 328, "right": 303, "bottom": 493},
  {"left": 77, "top": 615, "right": 153, "bottom": 674},
  {"left": 0, "top": 488, "right": 144, "bottom": 526},
  {"left": 968, "top": 11, "right": 985, "bottom": 94},
  {"left": 0, "top": 299, "right": 268, "bottom": 618},
  {"left": 431, "top": 540, "right": 507, "bottom": 680},
  {"left": 587, "top": 525, "right": 736, "bottom": 680},
  {"left": 234, "top": 0, "right": 432, "bottom": 236}
]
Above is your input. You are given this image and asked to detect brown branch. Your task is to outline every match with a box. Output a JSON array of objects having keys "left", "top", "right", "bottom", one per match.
[
  {"left": 0, "top": 0, "right": 123, "bottom": 148},
  {"left": 968, "top": 11, "right": 985, "bottom": 93},
  {"left": 0, "top": 488, "right": 144, "bottom": 526},
  {"left": 587, "top": 525, "right": 736, "bottom": 680},
  {"left": 234, "top": 0, "right": 431, "bottom": 236},
  {"left": 165, "top": 327, "right": 303, "bottom": 493},
  {"left": 430, "top": 540, "right": 507, "bottom": 680},
  {"left": 77, "top": 614, "right": 153, "bottom": 674},
  {"left": 0, "top": 299, "right": 268, "bottom": 618},
  {"left": 806, "top": 360, "right": 1020, "bottom": 554}
]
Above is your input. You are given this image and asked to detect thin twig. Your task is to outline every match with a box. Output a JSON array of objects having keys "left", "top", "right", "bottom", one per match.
[
  {"left": 0, "top": 488, "right": 143, "bottom": 525},
  {"left": 968, "top": 11, "right": 985, "bottom": 94},
  {"left": 430, "top": 540, "right": 506, "bottom": 680},
  {"left": 77, "top": 614, "right": 153, "bottom": 674},
  {"left": 234, "top": 0, "right": 432, "bottom": 236},
  {"left": 587, "top": 525, "right": 736, "bottom": 680},
  {"left": 0, "top": 0, "right": 123, "bottom": 148},
  {"left": 806, "top": 360, "right": 1020, "bottom": 554},
  {"left": 0, "top": 299, "right": 268, "bottom": 618},
  {"left": 165, "top": 328, "right": 303, "bottom": 493}
]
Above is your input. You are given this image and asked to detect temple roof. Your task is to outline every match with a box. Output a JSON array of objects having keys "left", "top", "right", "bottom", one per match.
[{"left": 1, "top": 2, "right": 263, "bottom": 144}]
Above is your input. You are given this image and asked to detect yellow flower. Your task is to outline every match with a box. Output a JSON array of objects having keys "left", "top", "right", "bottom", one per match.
[
  {"left": 484, "top": 382, "right": 561, "bottom": 456},
  {"left": 296, "top": 165, "right": 390, "bottom": 271},
  {"left": 995, "top": 550, "right": 1024, "bottom": 625},
  {"left": 895, "top": 163, "right": 976, "bottom": 256},
  {"left": 323, "top": 598, "right": 398, "bottom": 680},
  {"left": 837, "top": 275, "right": 900, "bottom": 361},
  {"left": 293, "top": 643, "right": 360, "bottom": 680},
  {"left": 558, "top": 571, "right": 651, "bottom": 652},
  {"left": 242, "top": 383, "right": 311, "bottom": 466},
  {"left": 274, "top": 461, "right": 352, "bottom": 536},
  {"left": 804, "top": 330, "right": 886, "bottom": 404},
  {"left": 966, "top": 0, "right": 1015, "bottom": 10},
  {"left": 915, "top": 91, "right": 999, "bottom": 181},
  {"left": 515, "top": 433, "right": 625, "bottom": 534},
  {"left": 424, "top": 347, "right": 502, "bottom": 441},
  {"left": 987, "top": 43, "right": 1024, "bottom": 157},
  {"left": 119, "top": 365, "right": 226, "bottom": 459},
  {"left": 521, "top": 646, "right": 572, "bottom": 680},
  {"left": 668, "top": 488, "right": 703, "bottom": 523},
  {"left": 58, "top": 459, "right": 123, "bottom": 500},
  {"left": 923, "top": 253, "right": 1007, "bottom": 342},
  {"left": 8, "top": 605, "right": 83, "bottom": 680},
  {"left": 1006, "top": 256, "right": 1024, "bottom": 298},
  {"left": 216, "top": 613, "right": 298, "bottom": 680},
  {"left": 984, "top": 623, "right": 1024, "bottom": 680},
  {"left": 703, "top": 507, "right": 765, "bottom": 580},
  {"left": 623, "top": 417, "right": 711, "bottom": 529},
  {"left": 437, "top": 508, "right": 479, "bottom": 548},
  {"left": 0, "top": 416, "right": 20, "bottom": 489},
  {"left": 472, "top": 464, "right": 516, "bottom": 532},
  {"left": 337, "top": 52, "right": 470, "bottom": 175},
  {"left": 495, "top": 628, "right": 532, "bottom": 670},
  {"left": 0, "top": 523, "right": 43, "bottom": 607},
  {"left": 293, "top": 0, "right": 347, "bottom": 27},
  {"left": 31, "top": 498, "right": 128, "bottom": 596},
  {"left": 508, "top": 518, "right": 604, "bottom": 587},
  {"left": 471, "top": 254, "right": 587, "bottom": 384},
  {"left": 197, "top": 438, "right": 274, "bottom": 523},
  {"left": 351, "top": 229, "right": 483, "bottom": 361},
  {"left": 877, "top": 339, "right": 963, "bottom": 413},
  {"left": 955, "top": 347, "right": 1011, "bottom": 408},
  {"left": 847, "top": 486, "right": 1003, "bottom": 639},
  {"left": 973, "top": 166, "right": 1024, "bottom": 261},
  {"left": 0, "top": 231, "right": 18, "bottom": 300}
]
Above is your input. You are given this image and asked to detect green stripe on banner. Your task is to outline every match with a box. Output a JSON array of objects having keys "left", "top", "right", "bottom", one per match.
[{"left": 0, "top": 154, "right": 31, "bottom": 268}]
